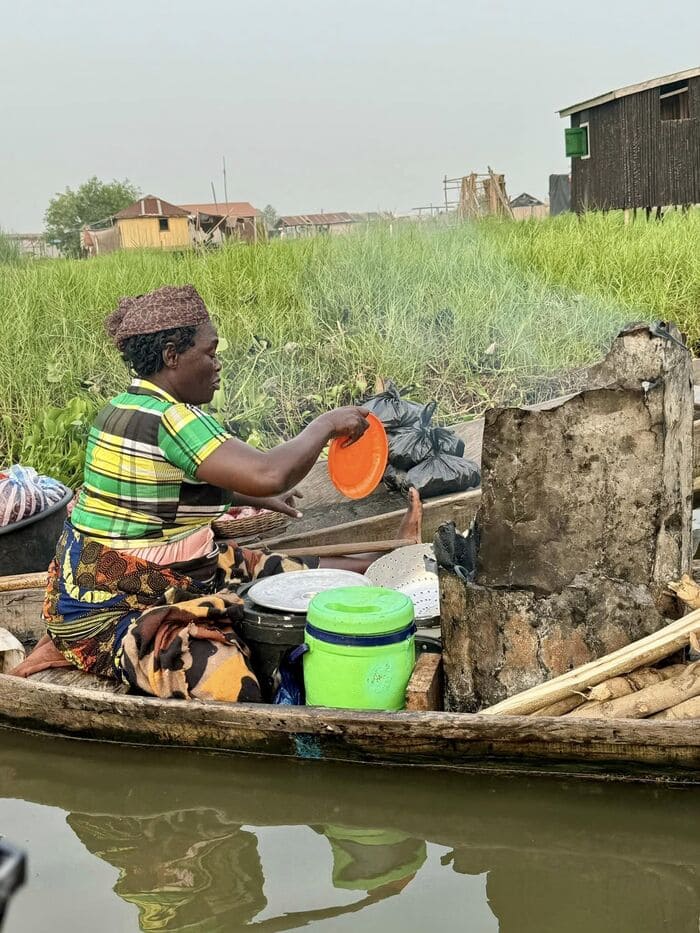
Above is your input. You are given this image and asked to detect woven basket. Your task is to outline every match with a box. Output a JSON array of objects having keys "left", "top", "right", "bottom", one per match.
[{"left": 212, "top": 511, "right": 288, "bottom": 540}]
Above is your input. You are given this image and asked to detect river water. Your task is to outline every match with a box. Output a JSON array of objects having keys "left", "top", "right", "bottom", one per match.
[{"left": 0, "top": 729, "right": 698, "bottom": 933}]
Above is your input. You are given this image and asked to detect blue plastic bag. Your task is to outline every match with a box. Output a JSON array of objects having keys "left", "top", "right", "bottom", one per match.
[{"left": 272, "top": 645, "right": 308, "bottom": 705}]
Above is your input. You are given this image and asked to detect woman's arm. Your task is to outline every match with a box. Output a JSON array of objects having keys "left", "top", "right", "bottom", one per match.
[{"left": 196, "top": 408, "right": 368, "bottom": 497}]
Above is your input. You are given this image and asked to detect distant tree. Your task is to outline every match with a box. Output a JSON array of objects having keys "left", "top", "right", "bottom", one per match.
[
  {"left": 262, "top": 204, "right": 279, "bottom": 232},
  {"left": 44, "top": 177, "right": 140, "bottom": 257}
]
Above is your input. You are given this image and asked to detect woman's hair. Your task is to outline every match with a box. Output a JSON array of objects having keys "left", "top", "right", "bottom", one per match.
[{"left": 118, "top": 326, "right": 197, "bottom": 377}]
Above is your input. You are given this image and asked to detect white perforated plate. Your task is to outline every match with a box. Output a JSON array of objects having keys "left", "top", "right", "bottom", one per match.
[
  {"left": 365, "top": 544, "right": 439, "bottom": 621},
  {"left": 247, "top": 569, "right": 371, "bottom": 613}
]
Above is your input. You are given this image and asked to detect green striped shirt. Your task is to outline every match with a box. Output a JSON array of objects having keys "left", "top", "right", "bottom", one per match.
[{"left": 70, "top": 379, "right": 232, "bottom": 547}]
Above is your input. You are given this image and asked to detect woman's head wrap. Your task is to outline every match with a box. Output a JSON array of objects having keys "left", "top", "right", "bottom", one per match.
[{"left": 106, "top": 285, "right": 210, "bottom": 348}]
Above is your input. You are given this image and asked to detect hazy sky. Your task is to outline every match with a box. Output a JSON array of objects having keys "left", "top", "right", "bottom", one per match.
[{"left": 2, "top": 0, "right": 698, "bottom": 231}]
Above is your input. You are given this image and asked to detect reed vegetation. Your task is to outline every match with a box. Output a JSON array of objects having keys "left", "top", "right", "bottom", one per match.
[{"left": 1, "top": 211, "right": 698, "bottom": 484}]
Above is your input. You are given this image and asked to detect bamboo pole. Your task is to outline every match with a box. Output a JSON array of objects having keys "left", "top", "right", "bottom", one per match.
[{"left": 483, "top": 611, "right": 700, "bottom": 716}]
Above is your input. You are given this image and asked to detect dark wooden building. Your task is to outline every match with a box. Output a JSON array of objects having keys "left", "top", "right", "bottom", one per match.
[{"left": 559, "top": 67, "right": 700, "bottom": 213}]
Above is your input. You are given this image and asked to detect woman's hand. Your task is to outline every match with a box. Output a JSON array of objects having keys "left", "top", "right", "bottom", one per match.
[
  {"left": 257, "top": 489, "right": 304, "bottom": 519},
  {"left": 228, "top": 489, "right": 304, "bottom": 518},
  {"left": 320, "top": 407, "right": 370, "bottom": 447}
]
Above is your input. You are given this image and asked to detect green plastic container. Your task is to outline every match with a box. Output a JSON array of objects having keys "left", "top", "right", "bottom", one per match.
[{"left": 303, "top": 586, "right": 416, "bottom": 711}]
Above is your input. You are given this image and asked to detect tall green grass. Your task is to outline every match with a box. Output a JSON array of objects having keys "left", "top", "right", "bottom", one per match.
[
  {"left": 2, "top": 212, "right": 699, "bottom": 483},
  {"left": 0, "top": 230, "right": 21, "bottom": 265}
]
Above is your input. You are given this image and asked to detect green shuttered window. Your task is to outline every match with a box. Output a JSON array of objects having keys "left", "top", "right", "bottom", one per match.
[{"left": 565, "top": 126, "right": 589, "bottom": 158}]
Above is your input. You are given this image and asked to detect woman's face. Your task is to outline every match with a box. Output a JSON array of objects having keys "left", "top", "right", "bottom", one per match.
[{"left": 168, "top": 322, "right": 222, "bottom": 406}]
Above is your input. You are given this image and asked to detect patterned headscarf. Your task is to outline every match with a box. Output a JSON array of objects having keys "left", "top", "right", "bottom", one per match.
[{"left": 106, "top": 285, "right": 210, "bottom": 348}]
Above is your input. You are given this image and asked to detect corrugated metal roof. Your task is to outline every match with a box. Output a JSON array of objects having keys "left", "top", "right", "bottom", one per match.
[
  {"left": 277, "top": 212, "right": 356, "bottom": 227},
  {"left": 181, "top": 202, "right": 260, "bottom": 218},
  {"left": 559, "top": 66, "right": 700, "bottom": 117},
  {"left": 114, "top": 196, "right": 190, "bottom": 220}
]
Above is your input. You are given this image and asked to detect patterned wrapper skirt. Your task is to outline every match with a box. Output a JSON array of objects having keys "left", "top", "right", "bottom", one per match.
[{"left": 44, "top": 523, "right": 316, "bottom": 703}]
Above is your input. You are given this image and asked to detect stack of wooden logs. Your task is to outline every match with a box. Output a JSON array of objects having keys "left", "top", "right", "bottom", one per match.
[
  {"left": 537, "top": 657, "right": 700, "bottom": 720},
  {"left": 482, "top": 606, "right": 700, "bottom": 720}
]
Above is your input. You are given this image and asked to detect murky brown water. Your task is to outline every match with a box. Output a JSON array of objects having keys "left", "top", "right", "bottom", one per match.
[{"left": 0, "top": 729, "right": 698, "bottom": 932}]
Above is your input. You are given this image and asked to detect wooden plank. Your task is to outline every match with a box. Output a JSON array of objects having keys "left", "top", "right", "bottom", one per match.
[
  {"left": 0, "top": 628, "right": 24, "bottom": 673},
  {"left": 405, "top": 653, "right": 443, "bottom": 711}
]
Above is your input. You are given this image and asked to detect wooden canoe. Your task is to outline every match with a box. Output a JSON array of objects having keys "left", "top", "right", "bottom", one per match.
[
  {"left": 0, "top": 610, "right": 698, "bottom": 783},
  {"left": 1, "top": 401, "right": 699, "bottom": 782}
]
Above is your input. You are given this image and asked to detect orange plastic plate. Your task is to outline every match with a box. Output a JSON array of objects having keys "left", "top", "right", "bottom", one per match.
[{"left": 327, "top": 413, "right": 389, "bottom": 500}]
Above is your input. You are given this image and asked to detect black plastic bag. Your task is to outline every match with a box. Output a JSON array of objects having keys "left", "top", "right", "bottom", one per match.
[
  {"left": 405, "top": 451, "right": 480, "bottom": 499},
  {"left": 362, "top": 380, "right": 424, "bottom": 431},
  {"left": 432, "top": 428, "right": 465, "bottom": 459},
  {"left": 389, "top": 404, "right": 465, "bottom": 471},
  {"left": 383, "top": 463, "right": 409, "bottom": 492},
  {"left": 388, "top": 402, "right": 435, "bottom": 471}
]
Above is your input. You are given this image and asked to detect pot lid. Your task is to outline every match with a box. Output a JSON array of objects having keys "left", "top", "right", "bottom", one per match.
[
  {"left": 365, "top": 544, "right": 439, "bottom": 620},
  {"left": 307, "top": 586, "right": 414, "bottom": 636},
  {"left": 247, "top": 569, "right": 370, "bottom": 614}
]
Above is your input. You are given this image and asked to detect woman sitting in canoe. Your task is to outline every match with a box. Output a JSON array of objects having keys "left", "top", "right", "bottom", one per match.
[{"left": 16, "top": 285, "right": 422, "bottom": 703}]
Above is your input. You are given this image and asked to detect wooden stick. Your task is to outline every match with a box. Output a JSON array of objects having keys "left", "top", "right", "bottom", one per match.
[
  {"left": 280, "top": 538, "right": 416, "bottom": 558},
  {"left": 483, "top": 611, "right": 700, "bottom": 716},
  {"left": 530, "top": 695, "right": 586, "bottom": 717}
]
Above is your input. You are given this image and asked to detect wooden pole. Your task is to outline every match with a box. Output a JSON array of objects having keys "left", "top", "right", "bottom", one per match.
[
  {"left": 280, "top": 538, "right": 416, "bottom": 558},
  {"left": 0, "top": 572, "right": 47, "bottom": 593}
]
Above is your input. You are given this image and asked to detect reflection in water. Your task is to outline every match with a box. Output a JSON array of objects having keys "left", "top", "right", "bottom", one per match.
[
  {"left": 66, "top": 810, "right": 425, "bottom": 931},
  {"left": 67, "top": 811, "right": 266, "bottom": 931},
  {"left": 1, "top": 731, "right": 699, "bottom": 933}
]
